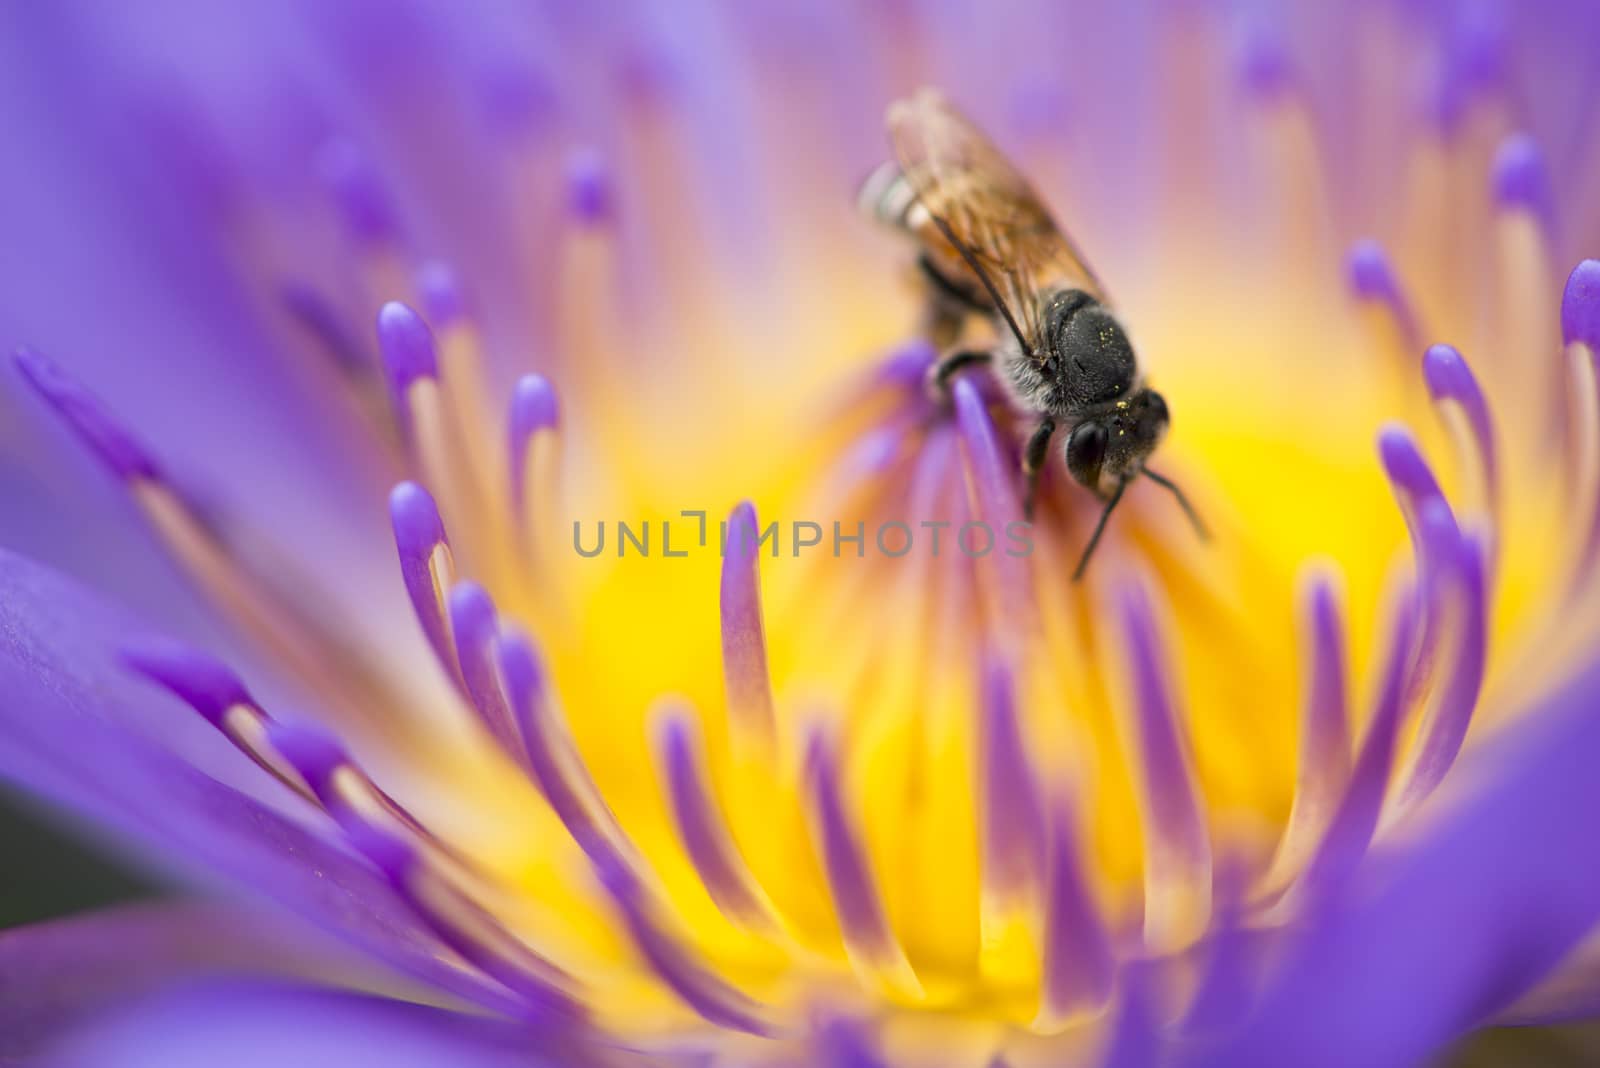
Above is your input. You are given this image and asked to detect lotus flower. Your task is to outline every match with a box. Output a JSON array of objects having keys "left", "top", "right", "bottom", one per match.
[{"left": 3, "top": 2, "right": 1600, "bottom": 1065}]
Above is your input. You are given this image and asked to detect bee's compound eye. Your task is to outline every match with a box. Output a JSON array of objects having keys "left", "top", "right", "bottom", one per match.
[
  {"left": 1065, "top": 421, "right": 1108, "bottom": 489},
  {"left": 1146, "top": 391, "right": 1169, "bottom": 424}
]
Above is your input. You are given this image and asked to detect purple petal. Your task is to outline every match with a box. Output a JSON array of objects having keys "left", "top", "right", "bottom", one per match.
[
  {"left": 655, "top": 707, "right": 771, "bottom": 928},
  {"left": 1185, "top": 657, "right": 1600, "bottom": 1067},
  {"left": 42, "top": 980, "right": 575, "bottom": 1068},
  {"left": 0, "top": 902, "right": 410, "bottom": 1061},
  {"left": 1096, "top": 962, "right": 1163, "bottom": 1068},
  {"left": 0, "top": 549, "right": 515, "bottom": 1015}
]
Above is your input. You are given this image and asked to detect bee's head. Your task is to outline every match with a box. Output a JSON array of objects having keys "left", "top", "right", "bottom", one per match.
[{"left": 1063, "top": 389, "right": 1170, "bottom": 497}]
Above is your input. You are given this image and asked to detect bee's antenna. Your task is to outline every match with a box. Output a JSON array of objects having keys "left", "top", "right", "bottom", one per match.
[
  {"left": 1142, "top": 467, "right": 1209, "bottom": 541},
  {"left": 1072, "top": 477, "right": 1128, "bottom": 582},
  {"left": 925, "top": 211, "right": 1033, "bottom": 356}
]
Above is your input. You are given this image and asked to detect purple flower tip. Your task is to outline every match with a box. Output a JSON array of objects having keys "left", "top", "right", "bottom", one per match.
[
  {"left": 1377, "top": 424, "right": 1433, "bottom": 496},
  {"left": 1492, "top": 134, "right": 1552, "bottom": 220},
  {"left": 1421, "top": 344, "right": 1469, "bottom": 397},
  {"left": 13, "top": 347, "right": 160, "bottom": 481},
  {"left": 316, "top": 138, "right": 398, "bottom": 244},
  {"left": 726, "top": 499, "right": 760, "bottom": 560},
  {"left": 1431, "top": 2, "right": 1508, "bottom": 133},
  {"left": 1346, "top": 240, "right": 1399, "bottom": 302},
  {"left": 264, "top": 720, "right": 348, "bottom": 791},
  {"left": 1562, "top": 260, "right": 1600, "bottom": 349},
  {"left": 389, "top": 481, "right": 447, "bottom": 553},
  {"left": 120, "top": 640, "right": 252, "bottom": 727},
  {"left": 510, "top": 374, "right": 560, "bottom": 441},
  {"left": 416, "top": 261, "right": 467, "bottom": 327},
  {"left": 376, "top": 301, "right": 438, "bottom": 390},
  {"left": 564, "top": 148, "right": 613, "bottom": 223},
  {"left": 1237, "top": 22, "right": 1292, "bottom": 99},
  {"left": 447, "top": 580, "right": 496, "bottom": 643},
  {"left": 493, "top": 626, "right": 544, "bottom": 710}
]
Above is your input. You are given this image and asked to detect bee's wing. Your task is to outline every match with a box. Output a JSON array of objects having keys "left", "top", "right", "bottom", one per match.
[{"left": 888, "top": 88, "right": 1108, "bottom": 358}]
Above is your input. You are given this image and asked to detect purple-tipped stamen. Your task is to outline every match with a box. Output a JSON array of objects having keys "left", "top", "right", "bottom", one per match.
[
  {"left": 376, "top": 301, "right": 440, "bottom": 400},
  {"left": 1300, "top": 573, "right": 1353, "bottom": 795},
  {"left": 720, "top": 500, "right": 777, "bottom": 746},
  {"left": 1492, "top": 133, "right": 1554, "bottom": 229},
  {"left": 1292, "top": 592, "right": 1419, "bottom": 905},
  {"left": 1268, "top": 570, "right": 1353, "bottom": 890},
  {"left": 803, "top": 723, "right": 916, "bottom": 991},
  {"left": 952, "top": 377, "right": 1035, "bottom": 636},
  {"left": 121, "top": 639, "right": 255, "bottom": 729},
  {"left": 265, "top": 720, "right": 355, "bottom": 818},
  {"left": 343, "top": 822, "right": 583, "bottom": 1025},
  {"left": 508, "top": 373, "right": 561, "bottom": 521},
  {"left": 1237, "top": 20, "right": 1292, "bottom": 101},
  {"left": 388, "top": 481, "right": 460, "bottom": 684},
  {"left": 494, "top": 627, "right": 628, "bottom": 868},
  {"left": 564, "top": 147, "right": 613, "bottom": 225},
  {"left": 1563, "top": 259, "right": 1600, "bottom": 351},
  {"left": 448, "top": 581, "right": 522, "bottom": 756},
  {"left": 317, "top": 138, "right": 401, "bottom": 246},
  {"left": 979, "top": 654, "right": 1047, "bottom": 899},
  {"left": 1378, "top": 426, "right": 1460, "bottom": 698},
  {"left": 278, "top": 282, "right": 371, "bottom": 376},
  {"left": 416, "top": 261, "right": 468, "bottom": 328},
  {"left": 1430, "top": 1, "right": 1508, "bottom": 133},
  {"left": 1117, "top": 582, "right": 1211, "bottom": 946},
  {"left": 1346, "top": 240, "right": 1422, "bottom": 353},
  {"left": 1377, "top": 424, "right": 1455, "bottom": 583},
  {"left": 1422, "top": 344, "right": 1499, "bottom": 517},
  {"left": 122, "top": 639, "right": 318, "bottom": 806},
  {"left": 1039, "top": 786, "right": 1114, "bottom": 1022},
  {"left": 656, "top": 707, "right": 773, "bottom": 929},
  {"left": 13, "top": 348, "right": 161, "bottom": 482},
  {"left": 1396, "top": 532, "right": 1488, "bottom": 811},
  {"left": 591, "top": 850, "right": 773, "bottom": 1036}
]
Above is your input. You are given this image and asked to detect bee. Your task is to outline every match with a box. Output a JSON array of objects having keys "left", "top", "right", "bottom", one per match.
[{"left": 860, "top": 88, "right": 1206, "bottom": 578}]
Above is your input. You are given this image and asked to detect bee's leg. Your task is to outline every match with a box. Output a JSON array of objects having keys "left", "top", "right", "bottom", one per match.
[
  {"left": 1021, "top": 416, "right": 1056, "bottom": 521},
  {"left": 926, "top": 349, "right": 993, "bottom": 398}
]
